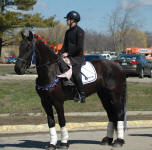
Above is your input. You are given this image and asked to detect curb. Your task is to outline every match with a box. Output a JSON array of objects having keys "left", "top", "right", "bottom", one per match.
[{"left": 0, "top": 120, "right": 152, "bottom": 134}]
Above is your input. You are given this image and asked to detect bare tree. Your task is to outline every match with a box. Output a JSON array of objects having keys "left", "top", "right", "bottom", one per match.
[
  {"left": 36, "top": 23, "right": 67, "bottom": 44},
  {"left": 84, "top": 30, "right": 113, "bottom": 53},
  {"left": 108, "top": 2, "right": 141, "bottom": 52}
]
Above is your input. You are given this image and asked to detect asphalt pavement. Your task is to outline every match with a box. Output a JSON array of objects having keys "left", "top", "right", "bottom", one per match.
[{"left": 0, "top": 128, "right": 152, "bottom": 150}]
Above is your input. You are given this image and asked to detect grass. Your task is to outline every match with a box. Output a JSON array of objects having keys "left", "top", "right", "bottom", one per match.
[
  {"left": 0, "top": 79, "right": 152, "bottom": 114},
  {"left": 0, "top": 64, "right": 152, "bottom": 114},
  {"left": 127, "top": 83, "right": 152, "bottom": 111}
]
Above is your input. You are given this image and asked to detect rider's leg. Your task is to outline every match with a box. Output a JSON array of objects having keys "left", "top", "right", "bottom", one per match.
[
  {"left": 72, "top": 72, "right": 86, "bottom": 103},
  {"left": 57, "top": 55, "right": 69, "bottom": 73}
]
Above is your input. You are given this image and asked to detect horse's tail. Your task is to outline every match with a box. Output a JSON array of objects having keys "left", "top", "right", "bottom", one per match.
[{"left": 121, "top": 71, "right": 127, "bottom": 130}]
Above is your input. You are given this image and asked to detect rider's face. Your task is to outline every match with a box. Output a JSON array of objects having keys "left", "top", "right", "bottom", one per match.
[{"left": 66, "top": 19, "right": 74, "bottom": 26}]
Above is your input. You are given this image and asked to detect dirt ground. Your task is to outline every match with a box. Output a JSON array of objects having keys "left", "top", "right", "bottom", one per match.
[{"left": 0, "top": 114, "right": 152, "bottom": 125}]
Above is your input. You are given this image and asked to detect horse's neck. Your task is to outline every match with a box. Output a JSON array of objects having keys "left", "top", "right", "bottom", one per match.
[
  {"left": 36, "top": 62, "right": 58, "bottom": 86},
  {"left": 35, "top": 40, "right": 58, "bottom": 86},
  {"left": 36, "top": 40, "right": 57, "bottom": 64}
]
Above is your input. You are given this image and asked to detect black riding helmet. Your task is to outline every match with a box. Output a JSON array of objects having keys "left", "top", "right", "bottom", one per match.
[{"left": 64, "top": 11, "right": 80, "bottom": 22}]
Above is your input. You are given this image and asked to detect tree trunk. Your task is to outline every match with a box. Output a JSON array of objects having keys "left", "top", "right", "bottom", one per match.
[{"left": 0, "top": 37, "right": 2, "bottom": 58}]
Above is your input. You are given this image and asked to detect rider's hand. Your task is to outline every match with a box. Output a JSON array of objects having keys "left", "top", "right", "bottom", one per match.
[{"left": 62, "top": 52, "right": 68, "bottom": 58}]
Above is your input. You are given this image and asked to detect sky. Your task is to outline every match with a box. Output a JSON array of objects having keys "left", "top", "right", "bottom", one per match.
[{"left": 28, "top": 0, "right": 152, "bottom": 33}]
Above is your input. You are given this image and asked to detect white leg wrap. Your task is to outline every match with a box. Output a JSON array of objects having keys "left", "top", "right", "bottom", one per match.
[
  {"left": 49, "top": 127, "right": 58, "bottom": 145},
  {"left": 117, "top": 121, "right": 124, "bottom": 139},
  {"left": 61, "top": 126, "right": 69, "bottom": 143},
  {"left": 107, "top": 121, "right": 114, "bottom": 138}
]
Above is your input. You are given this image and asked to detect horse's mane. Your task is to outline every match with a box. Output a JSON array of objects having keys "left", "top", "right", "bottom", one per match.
[{"left": 36, "top": 39, "right": 58, "bottom": 63}]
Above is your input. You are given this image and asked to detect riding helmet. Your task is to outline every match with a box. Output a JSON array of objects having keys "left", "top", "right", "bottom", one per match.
[{"left": 64, "top": 11, "right": 80, "bottom": 22}]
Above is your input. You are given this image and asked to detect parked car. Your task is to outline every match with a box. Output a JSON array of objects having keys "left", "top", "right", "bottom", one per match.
[
  {"left": 114, "top": 54, "right": 152, "bottom": 78},
  {"left": 101, "top": 54, "right": 112, "bottom": 60},
  {"left": 85, "top": 54, "right": 105, "bottom": 61},
  {"left": 110, "top": 52, "right": 117, "bottom": 59}
]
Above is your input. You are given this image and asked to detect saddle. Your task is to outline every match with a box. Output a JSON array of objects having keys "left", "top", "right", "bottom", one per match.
[{"left": 57, "top": 60, "right": 97, "bottom": 87}]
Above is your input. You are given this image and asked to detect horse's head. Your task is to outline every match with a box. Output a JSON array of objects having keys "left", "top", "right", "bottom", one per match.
[{"left": 14, "top": 31, "right": 34, "bottom": 75}]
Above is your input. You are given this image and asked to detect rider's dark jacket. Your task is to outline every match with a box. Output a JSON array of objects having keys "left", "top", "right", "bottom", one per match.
[{"left": 59, "top": 25, "right": 85, "bottom": 72}]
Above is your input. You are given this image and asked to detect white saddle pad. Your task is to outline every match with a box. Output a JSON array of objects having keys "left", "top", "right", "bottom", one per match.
[
  {"left": 81, "top": 61, "right": 97, "bottom": 84},
  {"left": 57, "top": 57, "right": 97, "bottom": 84}
]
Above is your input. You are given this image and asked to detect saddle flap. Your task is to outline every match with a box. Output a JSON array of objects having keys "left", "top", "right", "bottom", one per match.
[{"left": 81, "top": 61, "right": 97, "bottom": 84}]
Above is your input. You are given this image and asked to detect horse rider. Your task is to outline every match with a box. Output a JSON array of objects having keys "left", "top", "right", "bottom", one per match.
[{"left": 57, "top": 10, "right": 86, "bottom": 103}]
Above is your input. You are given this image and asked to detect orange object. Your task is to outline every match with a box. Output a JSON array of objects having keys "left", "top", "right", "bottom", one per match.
[
  {"left": 53, "top": 43, "right": 86, "bottom": 55},
  {"left": 126, "top": 47, "right": 152, "bottom": 60},
  {"left": 53, "top": 43, "right": 63, "bottom": 54}
]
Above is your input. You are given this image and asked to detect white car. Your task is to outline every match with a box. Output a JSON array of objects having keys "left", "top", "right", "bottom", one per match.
[{"left": 101, "top": 54, "right": 112, "bottom": 60}]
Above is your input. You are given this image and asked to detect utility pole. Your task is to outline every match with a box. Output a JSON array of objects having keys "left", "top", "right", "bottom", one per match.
[{"left": 0, "top": 0, "right": 5, "bottom": 13}]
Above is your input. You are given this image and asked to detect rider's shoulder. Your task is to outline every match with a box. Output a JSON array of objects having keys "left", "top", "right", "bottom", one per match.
[{"left": 76, "top": 26, "right": 84, "bottom": 34}]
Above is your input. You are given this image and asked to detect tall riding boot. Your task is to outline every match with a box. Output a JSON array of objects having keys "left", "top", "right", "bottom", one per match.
[{"left": 73, "top": 73, "right": 86, "bottom": 103}]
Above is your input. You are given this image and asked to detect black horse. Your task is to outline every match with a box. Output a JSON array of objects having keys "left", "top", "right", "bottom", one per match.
[{"left": 14, "top": 31, "right": 127, "bottom": 150}]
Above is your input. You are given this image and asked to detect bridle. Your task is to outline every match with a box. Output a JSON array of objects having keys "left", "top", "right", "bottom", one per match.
[
  {"left": 17, "top": 36, "right": 57, "bottom": 69},
  {"left": 16, "top": 39, "right": 33, "bottom": 68},
  {"left": 16, "top": 57, "right": 28, "bottom": 64}
]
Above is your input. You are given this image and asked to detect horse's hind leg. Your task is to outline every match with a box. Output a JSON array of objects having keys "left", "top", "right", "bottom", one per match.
[
  {"left": 97, "top": 90, "right": 115, "bottom": 146},
  {"left": 111, "top": 92, "right": 126, "bottom": 147},
  {"left": 98, "top": 88, "right": 126, "bottom": 147},
  {"left": 54, "top": 101, "right": 69, "bottom": 149}
]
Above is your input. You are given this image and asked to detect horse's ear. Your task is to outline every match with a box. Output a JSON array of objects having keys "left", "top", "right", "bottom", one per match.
[
  {"left": 21, "top": 32, "right": 25, "bottom": 39},
  {"left": 28, "top": 31, "right": 33, "bottom": 41}
]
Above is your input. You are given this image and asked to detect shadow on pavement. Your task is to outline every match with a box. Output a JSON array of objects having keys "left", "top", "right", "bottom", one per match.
[
  {"left": 129, "top": 134, "right": 152, "bottom": 137},
  {"left": 0, "top": 140, "right": 48, "bottom": 149},
  {"left": 69, "top": 139, "right": 101, "bottom": 145},
  {"left": 0, "top": 139, "right": 101, "bottom": 149}
]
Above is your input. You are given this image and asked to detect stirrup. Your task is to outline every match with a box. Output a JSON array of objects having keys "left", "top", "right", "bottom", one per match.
[{"left": 74, "top": 93, "right": 86, "bottom": 103}]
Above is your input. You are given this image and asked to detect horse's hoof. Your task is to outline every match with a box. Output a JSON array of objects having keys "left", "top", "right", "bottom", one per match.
[
  {"left": 112, "top": 138, "right": 125, "bottom": 147},
  {"left": 100, "top": 137, "right": 113, "bottom": 145},
  {"left": 45, "top": 144, "right": 56, "bottom": 150},
  {"left": 58, "top": 142, "right": 69, "bottom": 149}
]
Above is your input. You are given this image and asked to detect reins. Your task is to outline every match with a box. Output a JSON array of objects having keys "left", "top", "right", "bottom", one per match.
[
  {"left": 16, "top": 57, "right": 31, "bottom": 69},
  {"left": 16, "top": 57, "right": 28, "bottom": 63}
]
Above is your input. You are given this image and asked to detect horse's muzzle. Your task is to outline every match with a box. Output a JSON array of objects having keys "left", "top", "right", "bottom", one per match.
[{"left": 14, "top": 62, "right": 26, "bottom": 75}]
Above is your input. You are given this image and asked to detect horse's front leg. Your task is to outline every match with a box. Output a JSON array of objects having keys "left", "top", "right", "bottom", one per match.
[
  {"left": 47, "top": 112, "right": 58, "bottom": 150},
  {"left": 40, "top": 96, "right": 58, "bottom": 150},
  {"left": 54, "top": 101, "right": 69, "bottom": 149}
]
